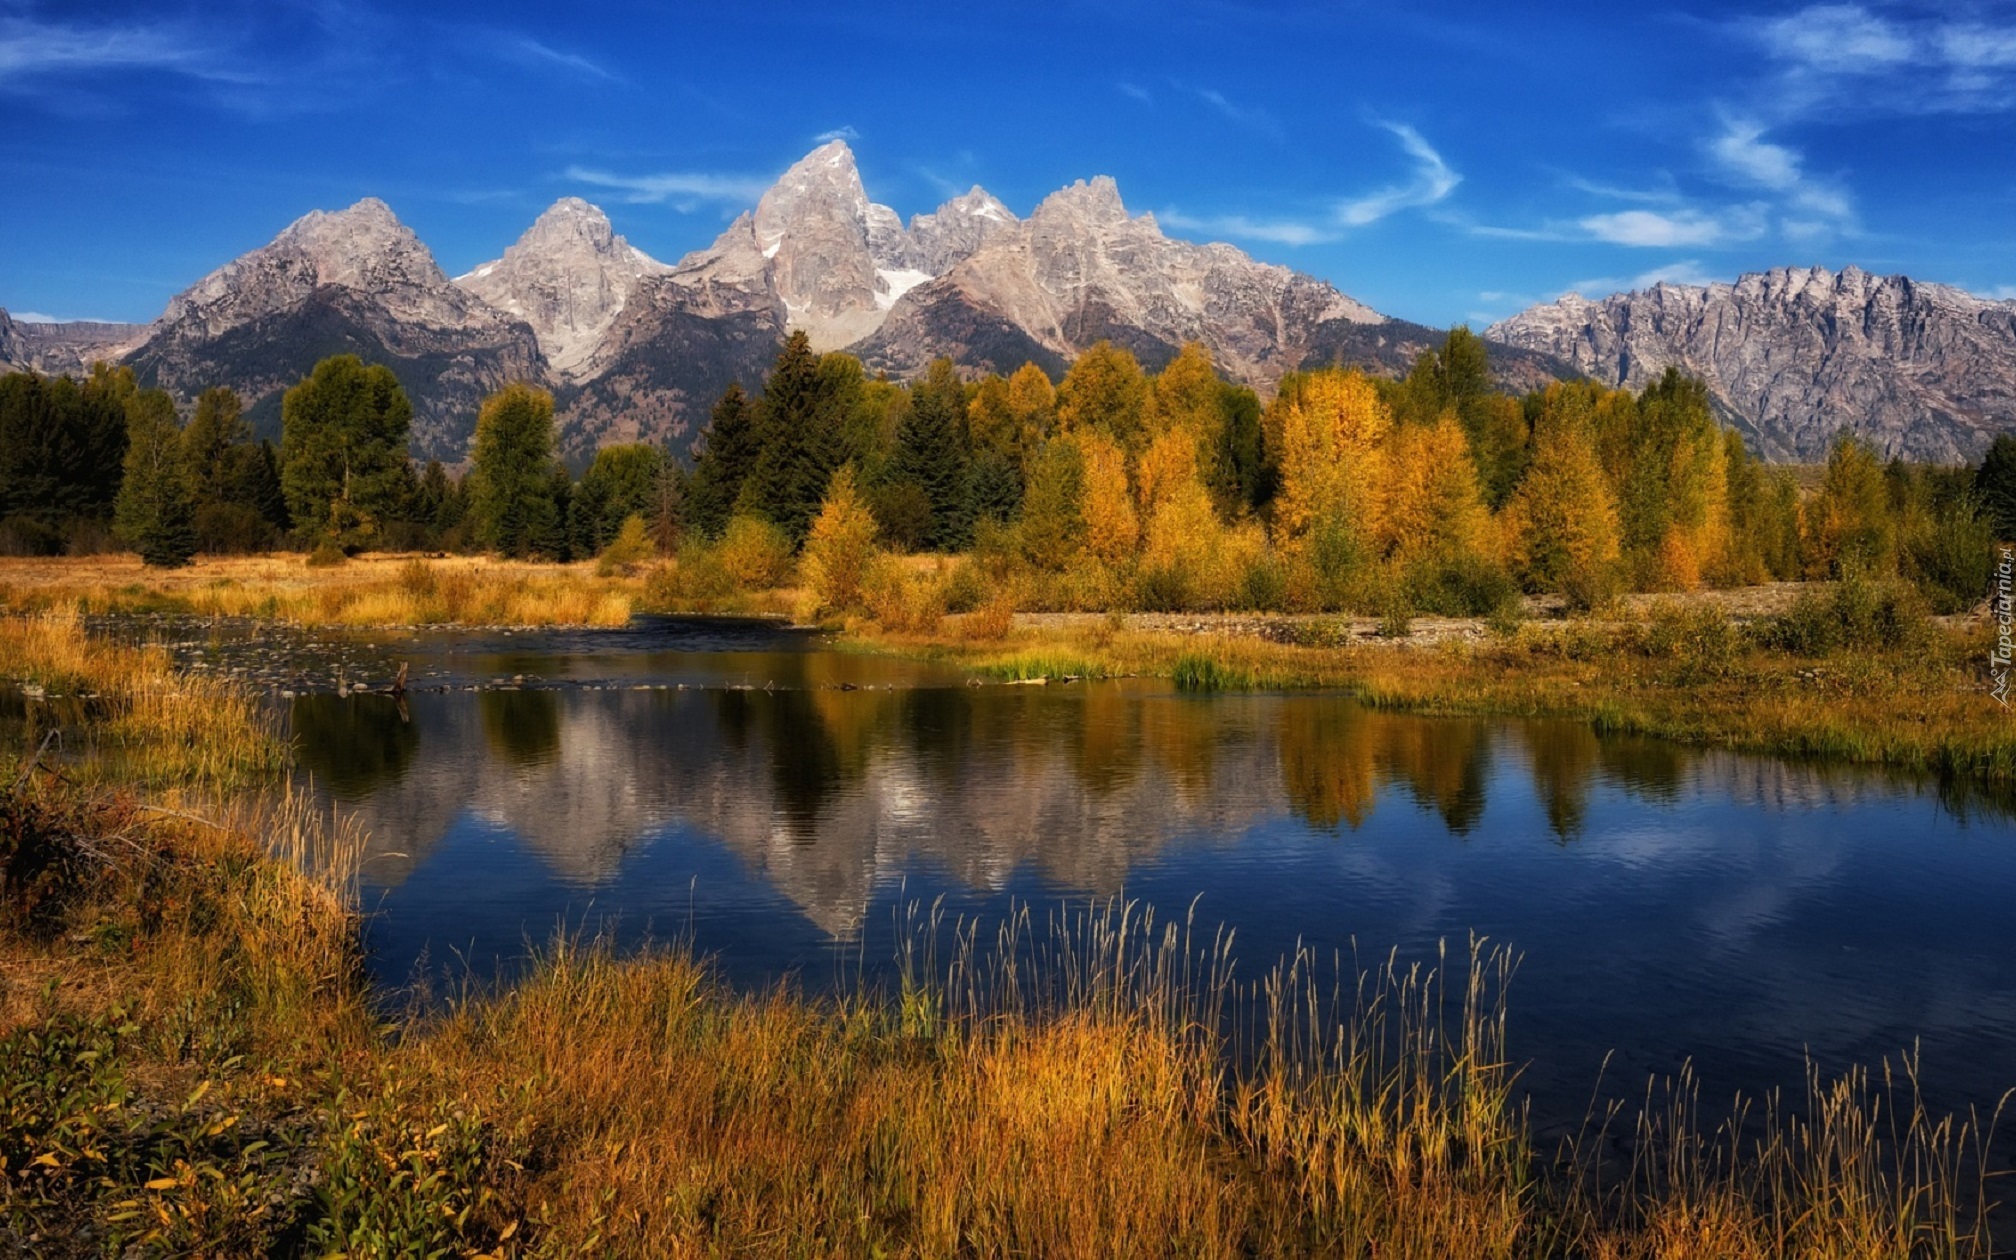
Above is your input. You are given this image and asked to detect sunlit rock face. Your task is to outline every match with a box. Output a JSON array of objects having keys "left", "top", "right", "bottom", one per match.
[{"left": 1488, "top": 267, "right": 2016, "bottom": 462}]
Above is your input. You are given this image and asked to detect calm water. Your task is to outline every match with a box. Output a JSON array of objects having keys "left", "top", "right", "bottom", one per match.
[{"left": 255, "top": 617, "right": 2016, "bottom": 1138}]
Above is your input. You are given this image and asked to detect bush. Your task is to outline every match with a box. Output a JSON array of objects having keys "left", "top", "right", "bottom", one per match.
[
  {"left": 1639, "top": 600, "right": 1742, "bottom": 681},
  {"left": 193, "top": 502, "right": 278, "bottom": 555},
  {"left": 863, "top": 558, "right": 944, "bottom": 633},
  {"left": 714, "top": 515, "right": 792, "bottom": 590},
  {"left": 1760, "top": 566, "right": 1934, "bottom": 655},
  {"left": 1236, "top": 551, "right": 1288, "bottom": 612},
  {"left": 1405, "top": 559, "right": 1522, "bottom": 618},
  {"left": 594, "top": 513, "right": 656, "bottom": 578},
  {"left": 1132, "top": 563, "right": 1193, "bottom": 613},
  {"left": 938, "top": 560, "right": 987, "bottom": 615},
  {"left": 1904, "top": 499, "right": 1995, "bottom": 614},
  {"left": 961, "top": 592, "right": 1016, "bottom": 641},
  {"left": 305, "top": 541, "right": 348, "bottom": 569},
  {"left": 0, "top": 514, "right": 65, "bottom": 557}
]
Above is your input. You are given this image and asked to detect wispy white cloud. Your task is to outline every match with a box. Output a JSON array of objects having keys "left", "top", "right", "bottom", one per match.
[
  {"left": 0, "top": 13, "right": 240, "bottom": 82},
  {"left": 1991, "top": 284, "right": 2016, "bottom": 302},
  {"left": 1743, "top": 4, "right": 2016, "bottom": 115},
  {"left": 1565, "top": 260, "right": 1723, "bottom": 297},
  {"left": 563, "top": 166, "right": 771, "bottom": 209},
  {"left": 1707, "top": 115, "right": 1858, "bottom": 239},
  {"left": 1155, "top": 120, "right": 1460, "bottom": 247},
  {"left": 1157, "top": 209, "right": 1334, "bottom": 246},
  {"left": 1560, "top": 173, "right": 1682, "bottom": 204},
  {"left": 498, "top": 35, "right": 618, "bottom": 82},
  {"left": 1339, "top": 122, "right": 1461, "bottom": 226},
  {"left": 813, "top": 124, "right": 860, "bottom": 143},
  {"left": 1188, "top": 85, "right": 1283, "bottom": 139},
  {"left": 1117, "top": 80, "right": 1152, "bottom": 104},
  {"left": 1577, "top": 205, "right": 1767, "bottom": 248}
]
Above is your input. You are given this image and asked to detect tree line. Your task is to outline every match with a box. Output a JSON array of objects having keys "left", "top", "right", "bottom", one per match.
[{"left": 2, "top": 334, "right": 2011, "bottom": 621}]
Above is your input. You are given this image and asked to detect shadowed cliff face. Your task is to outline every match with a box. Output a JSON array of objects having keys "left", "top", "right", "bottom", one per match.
[{"left": 1488, "top": 267, "right": 2016, "bottom": 462}]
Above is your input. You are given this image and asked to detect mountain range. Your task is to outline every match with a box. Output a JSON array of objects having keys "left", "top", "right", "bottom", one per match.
[{"left": 5, "top": 140, "right": 2013, "bottom": 464}]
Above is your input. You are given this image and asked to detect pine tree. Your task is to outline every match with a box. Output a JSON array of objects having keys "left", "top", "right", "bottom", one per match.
[
  {"left": 889, "top": 358, "right": 971, "bottom": 551},
  {"left": 1975, "top": 434, "right": 2016, "bottom": 541},
  {"left": 747, "top": 331, "right": 844, "bottom": 544},
  {"left": 467, "top": 382, "right": 561, "bottom": 559},
  {"left": 573, "top": 443, "right": 666, "bottom": 555},
  {"left": 966, "top": 449, "right": 1022, "bottom": 525},
  {"left": 114, "top": 389, "right": 197, "bottom": 567},
  {"left": 686, "top": 383, "right": 760, "bottom": 539},
  {"left": 279, "top": 355, "right": 413, "bottom": 551}
]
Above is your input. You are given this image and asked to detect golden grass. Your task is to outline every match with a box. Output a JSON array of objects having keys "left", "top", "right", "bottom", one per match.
[
  {"left": 0, "top": 553, "right": 641, "bottom": 628},
  {"left": 0, "top": 608, "right": 288, "bottom": 788}
]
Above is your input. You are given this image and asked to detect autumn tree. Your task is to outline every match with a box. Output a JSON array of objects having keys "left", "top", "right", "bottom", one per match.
[
  {"left": 468, "top": 383, "right": 561, "bottom": 559},
  {"left": 280, "top": 355, "right": 414, "bottom": 551},
  {"left": 1803, "top": 431, "right": 1894, "bottom": 579},
  {"left": 801, "top": 464, "right": 881, "bottom": 614},
  {"left": 1272, "top": 370, "right": 1391, "bottom": 587},
  {"left": 1502, "top": 385, "right": 1621, "bottom": 608},
  {"left": 1078, "top": 429, "right": 1138, "bottom": 566},
  {"left": 114, "top": 388, "right": 197, "bottom": 567},
  {"left": 1055, "top": 341, "right": 1150, "bottom": 451}
]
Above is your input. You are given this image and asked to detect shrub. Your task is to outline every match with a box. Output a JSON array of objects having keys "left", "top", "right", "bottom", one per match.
[
  {"left": 1132, "top": 563, "right": 1193, "bottom": 613},
  {"left": 1904, "top": 498, "right": 1995, "bottom": 614},
  {"left": 305, "top": 541, "right": 348, "bottom": 569},
  {"left": 1404, "top": 559, "right": 1521, "bottom": 618},
  {"left": 938, "top": 560, "right": 987, "bottom": 615},
  {"left": 1760, "top": 566, "right": 1934, "bottom": 655},
  {"left": 594, "top": 513, "right": 656, "bottom": 578},
  {"left": 1236, "top": 551, "right": 1288, "bottom": 612},
  {"left": 961, "top": 592, "right": 1016, "bottom": 641},
  {"left": 714, "top": 515, "right": 792, "bottom": 590},
  {"left": 1639, "top": 600, "right": 1743, "bottom": 681},
  {"left": 800, "top": 469, "right": 881, "bottom": 614}
]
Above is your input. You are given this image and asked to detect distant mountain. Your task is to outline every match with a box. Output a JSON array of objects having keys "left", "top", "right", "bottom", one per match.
[
  {"left": 0, "top": 309, "right": 150, "bottom": 377},
  {"left": 9, "top": 142, "right": 1579, "bottom": 464},
  {"left": 1487, "top": 266, "right": 2016, "bottom": 462},
  {"left": 122, "top": 198, "right": 545, "bottom": 460}
]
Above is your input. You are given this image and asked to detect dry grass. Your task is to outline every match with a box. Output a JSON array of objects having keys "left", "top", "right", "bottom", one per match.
[
  {"left": 0, "top": 553, "right": 641, "bottom": 628},
  {"left": 0, "top": 608, "right": 288, "bottom": 788}
]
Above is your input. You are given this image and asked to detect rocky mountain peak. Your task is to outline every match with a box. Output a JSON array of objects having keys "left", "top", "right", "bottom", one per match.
[
  {"left": 1487, "top": 263, "right": 2016, "bottom": 461},
  {"left": 1033, "top": 175, "right": 1130, "bottom": 227},
  {"left": 457, "top": 196, "right": 667, "bottom": 378}
]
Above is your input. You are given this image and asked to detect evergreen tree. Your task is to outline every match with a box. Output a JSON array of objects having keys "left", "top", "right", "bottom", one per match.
[
  {"left": 889, "top": 358, "right": 971, "bottom": 551},
  {"left": 1804, "top": 432, "right": 1894, "bottom": 579},
  {"left": 1975, "top": 434, "right": 2016, "bottom": 541},
  {"left": 1017, "top": 438, "right": 1086, "bottom": 571},
  {"left": 467, "top": 383, "right": 561, "bottom": 559},
  {"left": 572, "top": 443, "right": 666, "bottom": 555},
  {"left": 747, "top": 332, "right": 845, "bottom": 544},
  {"left": 279, "top": 355, "right": 413, "bottom": 551},
  {"left": 0, "top": 369, "right": 129, "bottom": 536},
  {"left": 966, "top": 449, "right": 1022, "bottom": 525},
  {"left": 113, "top": 389, "right": 197, "bottom": 567},
  {"left": 1217, "top": 383, "right": 1268, "bottom": 516},
  {"left": 686, "top": 383, "right": 760, "bottom": 539},
  {"left": 182, "top": 386, "right": 248, "bottom": 501}
]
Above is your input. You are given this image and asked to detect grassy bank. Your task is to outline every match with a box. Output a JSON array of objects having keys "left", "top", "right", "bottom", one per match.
[
  {"left": 850, "top": 600, "right": 2016, "bottom": 783},
  {"left": 0, "top": 554, "right": 645, "bottom": 628},
  {"left": 0, "top": 610, "right": 2007, "bottom": 1256}
]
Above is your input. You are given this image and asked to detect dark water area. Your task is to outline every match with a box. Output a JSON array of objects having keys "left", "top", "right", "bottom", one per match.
[{"left": 138, "top": 617, "right": 2016, "bottom": 1148}]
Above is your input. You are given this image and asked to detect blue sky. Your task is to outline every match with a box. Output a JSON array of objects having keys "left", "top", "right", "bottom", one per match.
[{"left": 3, "top": 0, "right": 2014, "bottom": 328}]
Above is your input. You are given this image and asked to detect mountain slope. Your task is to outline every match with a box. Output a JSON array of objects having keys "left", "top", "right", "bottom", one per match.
[
  {"left": 0, "top": 309, "right": 151, "bottom": 376},
  {"left": 125, "top": 199, "right": 545, "bottom": 460},
  {"left": 1487, "top": 267, "right": 2016, "bottom": 462},
  {"left": 455, "top": 198, "right": 668, "bottom": 379}
]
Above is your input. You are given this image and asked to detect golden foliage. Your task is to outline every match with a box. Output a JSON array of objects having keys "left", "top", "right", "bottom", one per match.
[
  {"left": 801, "top": 466, "right": 881, "bottom": 614},
  {"left": 1382, "top": 413, "right": 1493, "bottom": 564},
  {"left": 1502, "top": 399, "right": 1621, "bottom": 604},
  {"left": 1055, "top": 341, "right": 1150, "bottom": 450},
  {"left": 1273, "top": 370, "right": 1391, "bottom": 557},
  {"left": 1078, "top": 430, "right": 1140, "bottom": 566}
]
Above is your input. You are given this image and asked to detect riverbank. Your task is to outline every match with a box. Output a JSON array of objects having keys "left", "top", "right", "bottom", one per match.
[
  {"left": 0, "top": 609, "right": 2006, "bottom": 1256},
  {"left": 5, "top": 552, "right": 2013, "bottom": 784}
]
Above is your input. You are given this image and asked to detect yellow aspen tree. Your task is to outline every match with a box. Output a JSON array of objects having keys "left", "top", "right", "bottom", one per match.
[
  {"left": 801, "top": 465, "right": 881, "bottom": 613},
  {"left": 1077, "top": 429, "right": 1139, "bottom": 565},
  {"left": 1005, "top": 362, "right": 1057, "bottom": 459},
  {"left": 966, "top": 374, "right": 1017, "bottom": 459},
  {"left": 1140, "top": 442, "right": 1229, "bottom": 605},
  {"left": 1055, "top": 341, "right": 1150, "bottom": 451},
  {"left": 1382, "top": 412, "right": 1492, "bottom": 564},
  {"left": 1502, "top": 404, "right": 1621, "bottom": 607},
  {"left": 1135, "top": 427, "right": 1199, "bottom": 518},
  {"left": 1272, "top": 369, "right": 1391, "bottom": 555}
]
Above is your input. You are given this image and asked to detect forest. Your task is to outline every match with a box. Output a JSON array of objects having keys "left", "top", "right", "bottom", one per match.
[{"left": 3, "top": 329, "right": 2012, "bottom": 625}]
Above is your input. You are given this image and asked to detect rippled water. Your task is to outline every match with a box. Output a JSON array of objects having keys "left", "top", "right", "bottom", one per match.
[{"left": 183, "top": 615, "right": 2016, "bottom": 1139}]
